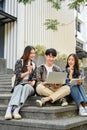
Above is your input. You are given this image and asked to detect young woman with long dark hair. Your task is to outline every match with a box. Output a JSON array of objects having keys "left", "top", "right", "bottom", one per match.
[
  {"left": 66, "top": 53, "right": 87, "bottom": 116},
  {"left": 5, "top": 46, "right": 36, "bottom": 120}
]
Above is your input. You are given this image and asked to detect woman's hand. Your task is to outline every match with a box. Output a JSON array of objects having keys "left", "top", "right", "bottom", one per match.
[
  {"left": 27, "top": 65, "right": 33, "bottom": 74},
  {"left": 20, "top": 65, "right": 33, "bottom": 78},
  {"left": 77, "top": 79, "right": 82, "bottom": 85},
  {"left": 68, "top": 66, "right": 73, "bottom": 80},
  {"left": 29, "top": 81, "right": 35, "bottom": 87}
]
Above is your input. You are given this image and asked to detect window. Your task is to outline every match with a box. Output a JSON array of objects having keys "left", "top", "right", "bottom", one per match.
[
  {"left": 76, "top": 41, "right": 83, "bottom": 49},
  {"left": 0, "top": 0, "right": 5, "bottom": 11},
  {"left": 77, "top": 22, "right": 81, "bottom": 32},
  {"left": 76, "top": 21, "right": 81, "bottom": 32}
]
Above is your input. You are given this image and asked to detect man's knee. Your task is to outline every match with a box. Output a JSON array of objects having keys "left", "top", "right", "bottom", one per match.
[
  {"left": 64, "top": 85, "right": 70, "bottom": 94},
  {"left": 36, "top": 84, "right": 45, "bottom": 94}
]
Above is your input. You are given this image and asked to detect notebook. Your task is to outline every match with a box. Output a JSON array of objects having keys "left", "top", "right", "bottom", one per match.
[
  {"left": 70, "top": 76, "right": 85, "bottom": 85},
  {"left": 46, "top": 72, "right": 67, "bottom": 85}
]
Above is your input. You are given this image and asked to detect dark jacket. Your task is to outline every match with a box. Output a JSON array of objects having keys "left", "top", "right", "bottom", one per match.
[
  {"left": 65, "top": 68, "right": 84, "bottom": 85},
  {"left": 11, "top": 59, "right": 36, "bottom": 92},
  {"left": 36, "top": 64, "right": 61, "bottom": 86}
]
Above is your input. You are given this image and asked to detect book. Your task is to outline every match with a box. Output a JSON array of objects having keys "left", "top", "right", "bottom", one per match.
[{"left": 70, "top": 76, "right": 85, "bottom": 85}]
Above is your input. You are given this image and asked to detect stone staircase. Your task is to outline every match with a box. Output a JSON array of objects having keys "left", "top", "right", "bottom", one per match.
[{"left": 0, "top": 74, "right": 87, "bottom": 130}]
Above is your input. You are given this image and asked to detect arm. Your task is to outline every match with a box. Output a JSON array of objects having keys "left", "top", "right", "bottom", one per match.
[
  {"left": 21, "top": 65, "right": 33, "bottom": 79},
  {"left": 77, "top": 69, "right": 84, "bottom": 85},
  {"left": 15, "top": 59, "right": 31, "bottom": 80},
  {"left": 36, "top": 65, "right": 46, "bottom": 85},
  {"left": 29, "top": 66, "right": 37, "bottom": 87},
  {"left": 14, "top": 59, "right": 23, "bottom": 80}
]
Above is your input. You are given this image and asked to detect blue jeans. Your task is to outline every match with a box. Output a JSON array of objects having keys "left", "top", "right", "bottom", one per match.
[
  {"left": 8, "top": 84, "right": 34, "bottom": 106},
  {"left": 70, "top": 84, "right": 87, "bottom": 106}
]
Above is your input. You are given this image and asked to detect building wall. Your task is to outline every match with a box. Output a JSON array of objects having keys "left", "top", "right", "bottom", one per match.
[
  {"left": 4, "top": 0, "right": 78, "bottom": 69},
  {"left": 4, "top": 0, "right": 18, "bottom": 69},
  {"left": 76, "top": 5, "right": 87, "bottom": 51},
  {"left": 17, "top": 0, "right": 76, "bottom": 56}
]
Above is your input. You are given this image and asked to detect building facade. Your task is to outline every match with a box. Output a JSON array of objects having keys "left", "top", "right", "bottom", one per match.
[{"left": 0, "top": 0, "right": 87, "bottom": 69}]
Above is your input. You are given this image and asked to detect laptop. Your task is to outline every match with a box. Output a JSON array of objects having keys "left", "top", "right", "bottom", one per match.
[{"left": 46, "top": 72, "right": 67, "bottom": 85}]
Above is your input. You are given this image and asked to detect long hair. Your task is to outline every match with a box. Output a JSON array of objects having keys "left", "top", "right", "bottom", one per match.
[
  {"left": 21, "top": 46, "right": 35, "bottom": 72},
  {"left": 66, "top": 53, "right": 80, "bottom": 76}
]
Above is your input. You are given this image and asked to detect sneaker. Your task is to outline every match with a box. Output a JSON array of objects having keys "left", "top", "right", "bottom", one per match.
[
  {"left": 36, "top": 100, "right": 43, "bottom": 107},
  {"left": 13, "top": 113, "right": 22, "bottom": 119},
  {"left": 36, "top": 97, "right": 49, "bottom": 107},
  {"left": 5, "top": 106, "right": 12, "bottom": 120},
  {"left": 79, "top": 107, "right": 87, "bottom": 116},
  {"left": 5, "top": 113, "right": 12, "bottom": 120},
  {"left": 85, "top": 106, "right": 87, "bottom": 112},
  {"left": 61, "top": 98, "right": 68, "bottom": 107}
]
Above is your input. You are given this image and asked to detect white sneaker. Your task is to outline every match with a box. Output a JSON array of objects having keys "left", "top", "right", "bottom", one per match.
[
  {"left": 85, "top": 106, "right": 87, "bottom": 112},
  {"left": 36, "top": 97, "right": 49, "bottom": 107},
  {"left": 79, "top": 107, "right": 87, "bottom": 116},
  {"left": 5, "top": 113, "right": 12, "bottom": 120},
  {"left": 5, "top": 106, "right": 12, "bottom": 120},
  {"left": 13, "top": 113, "right": 21, "bottom": 119},
  {"left": 60, "top": 98, "right": 68, "bottom": 107},
  {"left": 36, "top": 100, "right": 43, "bottom": 107}
]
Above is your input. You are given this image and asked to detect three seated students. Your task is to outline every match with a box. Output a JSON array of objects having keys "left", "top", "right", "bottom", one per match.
[
  {"left": 7, "top": 47, "right": 87, "bottom": 120},
  {"left": 35, "top": 48, "right": 70, "bottom": 107}
]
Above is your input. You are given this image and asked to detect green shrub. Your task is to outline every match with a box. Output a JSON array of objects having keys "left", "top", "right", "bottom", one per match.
[{"left": 35, "top": 45, "right": 46, "bottom": 56}]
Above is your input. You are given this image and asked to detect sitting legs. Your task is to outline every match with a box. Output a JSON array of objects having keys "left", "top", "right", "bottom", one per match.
[{"left": 36, "top": 84, "right": 70, "bottom": 107}]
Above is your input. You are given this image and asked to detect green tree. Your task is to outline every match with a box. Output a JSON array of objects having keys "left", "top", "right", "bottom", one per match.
[
  {"left": 18, "top": 0, "right": 87, "bottom": 30},
  {"left": 18, "top": 0, "right": 87, "bottom": 7}
]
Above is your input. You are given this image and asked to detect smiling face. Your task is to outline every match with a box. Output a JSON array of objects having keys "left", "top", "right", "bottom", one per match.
[
  {"left": 68, "top": 55, "right": 75, "bottom": 67},
  {"left": 29, "top": 49, "right": 35, "bottom": 61},
  {"left": 45, "top": 54, "right": 56, "bottom": 66}
]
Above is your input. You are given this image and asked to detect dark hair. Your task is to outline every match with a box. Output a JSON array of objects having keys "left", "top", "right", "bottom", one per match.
[
  {"left": 45, "top": 48, "right": 57, "bottom": 57},
  {"left": 21, "top": 45, "right": 35, "bottom": 72},
  {"left": 66, "top": 53, "right": 80, "bottom": 76}
]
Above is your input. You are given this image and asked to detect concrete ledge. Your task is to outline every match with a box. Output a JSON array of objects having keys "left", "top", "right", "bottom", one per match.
[
  {"left": 0, "top": 58, "right": 7, "bottom": 74},
  {"left": 0, "top": 116, "right": 87, "bottom": 130},
  {"left": 0, "top": 104, "right": 77, "bottom": 120}
]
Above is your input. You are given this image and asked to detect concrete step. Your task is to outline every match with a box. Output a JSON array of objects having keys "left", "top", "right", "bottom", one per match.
[
  {"left": 0, "top": 94, "right": 44, "bottom": 106},
  {"left": 0, "top": 116, "right": 87, "bottom": 130},
  {"left": 0, "top": 82, "right": 11, "bottom": 85},
  {"left": 0, "top": 85, "right": 11, "bottom": 89},
  {"left": 0, "top": 74, "right": 13, "bottom": 77},
  {"left": 0, "top": 104, "right": 77, "bottom": 120},
  {"left": 0, "top": 81, "right": 11, "bottom": 84},
  {"left": 0, "top": 93, "right": 74, "bottom": 107},
  {"left": 0, "top": 88, "right": 11, "bottom": 94},
  {"left": 0, "top": 94, "right": 12, "bottom": 105},
  {"left": 0, "top": 78, "right": 11, "bottom": 81}
]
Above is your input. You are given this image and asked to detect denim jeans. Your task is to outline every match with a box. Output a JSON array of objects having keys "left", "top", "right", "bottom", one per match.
[
  {"left": 69, "top": 84, "right": 87, "bottom": 106},
  {"left": 8, "top": 84, "right": 34, "bottom": 106}
]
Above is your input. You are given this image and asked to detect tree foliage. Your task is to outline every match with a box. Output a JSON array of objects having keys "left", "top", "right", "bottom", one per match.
[
  {"left": 44, "top": 19, "right": 60, "bottom": 31},
  {"left": 18, "top": 0, "right": 87, "bottom": 7},
  {"left": 18, "top": 0, "right": 35, "bottom": 4}
]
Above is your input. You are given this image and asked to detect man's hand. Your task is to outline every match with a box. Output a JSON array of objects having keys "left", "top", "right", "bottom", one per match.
[
  {"left": 40, "top": 82, "right": 47, "bottom": 85},
  {"left": 51, "top": 84, "right": 61, "bottom": 89}
]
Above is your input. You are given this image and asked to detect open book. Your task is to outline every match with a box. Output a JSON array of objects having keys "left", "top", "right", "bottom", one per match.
[{"left": 70, "top": 76, "right": 85, "bottom": 85}]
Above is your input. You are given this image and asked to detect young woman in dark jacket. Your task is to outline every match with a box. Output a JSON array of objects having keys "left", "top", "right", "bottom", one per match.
[
  {"left": 66, "top": 53, "right": 87, "bottom": 116},
  {"left": 5, "top": 46, "right": 36, "bottom": 120}
]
